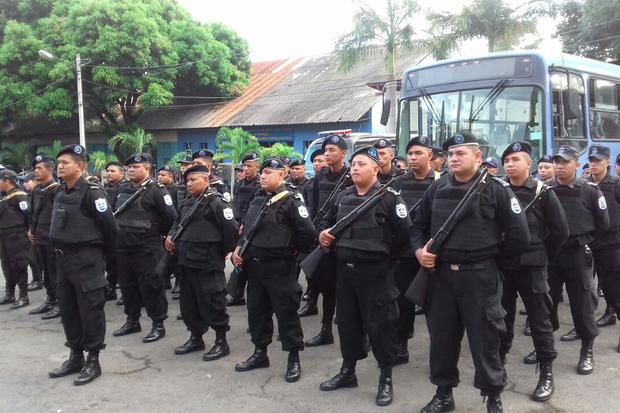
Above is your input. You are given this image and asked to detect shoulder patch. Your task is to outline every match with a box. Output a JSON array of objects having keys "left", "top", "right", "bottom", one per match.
[
  {"left": 298, "top": 205, "right": 309, "bottom": 218},
  {"left": 94, "top": 197, "right": 108, "bottom": 212},
  {"left": 395, "top": 203, "right": 407, "bottom": 218},
  {"left": 222, "top": 192, "right": 231, "bottom": 203},
  {"left": 18, "top": 200, "right": 28, "bottom": 211},
  {"left": 163, "top": 194, "right": 173, "bottom": 206},
  {"left": 599, "top": 195, "right": 608, "bottom": 210},
  {"left": 223, "top": 207, "right": 234, "bottom": 220},
  {"left": 510, "top": 197, "right": 522, "bottom": 214}
]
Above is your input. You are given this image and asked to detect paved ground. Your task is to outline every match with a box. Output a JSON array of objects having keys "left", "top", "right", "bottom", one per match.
[{"left": 2, "top": 264, "right": 620, "bottom": 413}]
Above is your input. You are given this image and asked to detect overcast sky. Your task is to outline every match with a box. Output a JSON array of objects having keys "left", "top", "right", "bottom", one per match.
[{"left": 176, "top": 0, "right": 561, "bottom": 62}]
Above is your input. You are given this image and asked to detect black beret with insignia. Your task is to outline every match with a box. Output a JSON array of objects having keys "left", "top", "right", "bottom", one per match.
[
  {"left": 234, "top": 163, "right": 243, "bottom": 171},
  {"left": 372, "top": 138, "right": 393, "bottom": 149},
  {"left": 32, "top": 154, "right": 56, "bottom": 168},
  {"left": 242, "top": 152, "right": 260, "bottom": 163},
  {"left": 183, "top": 164, "right": 210, "bottom": 181},
  {"left": 192, "top": 149, "right": 214, "bottom": 160},
  {"left": 538, "top": 154, "right": 553, "bottom": 165},
  {"left": 588, "top": 144, "right": 610, "bottom": 160},
  {"left": 260, "top": 157, "right": 287, "bottom": 172},
  {"left": 405, "top": 136, "right": 431, "bottom": 152},
  {"left": 0, "top": 168, "right": 18, "bottom": 181},
  {"left": 57, "top": 144, "right": 88, "bottom": 160},
  {"left": 310, "top": 149, "right": 324, "bottom": 162},
  {"left": 289, "top": 158, "right": 305, "bottom": 167},
  {"left": 178, "top": 155, "right": 193, "bottom": 165},
  {"left": 431, "top": 147, "right": 446, "bottom": 159},
  {"left": 351, "top": 146, "right": 380, "bottom": 164},
  {"left": 105, "top": 161, "right": 124, "bottom": 170},
  {"left": 501, "top": 141, "right": 532, "bottom": 164},
  {"left": 552, "top": 145, "right": 579, "bottom": 161},
  {"left": 158, "top": 165, "right": 175, "bottom": 173},
  {"left": 441, "top": 132, "right": 479, "bottom": 151},
  {"left": 321, "top": 134, "right": 348, "bottom": 151},
  {"left": 582, "top": 162, "right": 590, "bottom": 170},
  {"left": 482, "top": 157, "right": 498, "bottom": 169},
  {"left": 125, "top": 153, "right": 153, "bottom": 166}
]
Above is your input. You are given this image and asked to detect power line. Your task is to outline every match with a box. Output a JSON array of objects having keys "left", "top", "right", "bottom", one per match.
[
  {"left": 0, "top": 79, "right": 62, "bottom": 110},
  {"left": 85, "top": 50, "right": 248, "bottom": 71},
  {"left": 82, "top": 79, "right": 237, "bottom": 100},
  {"left": 567, "top": 34, "right": 620, "bottom": 49},
  {"left": 554, "top": 17, "right": 620, "bottom": 38}
]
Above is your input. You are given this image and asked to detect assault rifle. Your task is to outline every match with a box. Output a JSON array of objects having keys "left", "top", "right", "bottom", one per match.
[
  {"left": 405, "top": 169, "right": 491, "bottom": 306},
  {"left": 301, "top": 176, "right": 399, "bottom": 279},
  {"left": 312, "top": 168, "right": 350, "bottom": 226},
  {"left": 113, "top": 179, "right": 151, "bottom": 217}
]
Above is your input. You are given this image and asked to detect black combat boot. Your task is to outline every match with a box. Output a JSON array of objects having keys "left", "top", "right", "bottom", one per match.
[
  {"left": 49, "top": 349, "right": 85, "bottom": 378},
  {"left": 143, "top": 320, "right": 165, "bottom": 343},
  {"left": 561, "top": 327, "right": 580, "bottom": 342},
  {"left": 203, "top": 330, "right": 230, "bottom": 361},
  {"left": 596, "top": 307, "right": 616, "bottom": 327},
  {"left": 523, "top": 349, "right": 537, "bottom": 364},
  {"left": 116, "top": 295, "right": 124, "bottom": 306},
  {"left": 112, "top": 319, "right": 141, "bottom": 336},
  {"left": 29, "top": 298, "right": 54, "bottom": 315},
  {"left": 41, "top": 304, "right": 61, "bottom": 320},
  {"left": 297, "top": 299, "right": 318, "bottom": 317},
  {"left": 395, "top": 338, "right": 409, "bottom": 365},
  {"left": 174, "top": 334, "right": 205, "bottom": 355},
  {"left": 305, "top": 323, "right": 334, "bottom": 347},
  {"left": 235, "top": 347, "right": 270, "bottom": 371},
  {"left": 532, "top": 361, "right": 554, "bottom": 402},
  {"left": 0, "top": 291, "right": 15, "bottom": 305},
  {"left": 10, "top": 290, "right": 29, "bottom": 309},
  {"left": 486, "top": 394, "right": 503, "bottom": 413},
  {"left": 319, "top": 359, "right": 358, "bottom": 391},
  {"left": 74, "top": 351, "right": 102, "bottom": 386},
  {"left": 376, "top": 366, "right": 393, "bottom": 406},
  {"left": 577, "top": 339, "right": 594, "bottom": 375},
  {"left": 27, "top": 280, "right": 43, "bottom": 291},
  {"left": 419, "top": 386, "right": 455, "bottom": 413},
  {"left": 285, "top": 351, "right": 301, "bottom": 382}
]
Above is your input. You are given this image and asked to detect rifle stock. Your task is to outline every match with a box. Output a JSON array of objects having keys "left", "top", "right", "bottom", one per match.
[{"left": 300, "top": 245, "right": 329, "bottom": 280}]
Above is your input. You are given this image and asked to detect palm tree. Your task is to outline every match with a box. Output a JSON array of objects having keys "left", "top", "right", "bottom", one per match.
[
  {"left": 36, "top": 140, "right": 63, "bottom": 157},
  {"left": 89, "top": 151, "right": 119, "bottom": 174},
  {"left": 166, "top": 151, "right": 187, "bottom": 168},
  {"left": 108, "top": 127, "right": 154, "bottom": 162},
  {"left": 260, "top": 143, "right": 302, "bottom": 161},
  {"left": 0, "top": 141, "right": 33, "bottom": 171},
  {"left": 335, "top": 0, "right": 420, "bottom": 133},
  {"left": 214, "top": 127, "right": 262, "bottom": 164}
]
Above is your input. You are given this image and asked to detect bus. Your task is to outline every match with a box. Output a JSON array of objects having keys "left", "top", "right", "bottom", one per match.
[{"left": 395, "top": 50, "right": 620, "bottom": 171}]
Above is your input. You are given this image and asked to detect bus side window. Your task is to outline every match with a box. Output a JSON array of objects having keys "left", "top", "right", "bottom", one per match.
[
  {"left": 589, "top": 78, "right": 620, "bottom": 141},
  {"left": 550, "top": 71, "right": 586, "bottom": 153}
]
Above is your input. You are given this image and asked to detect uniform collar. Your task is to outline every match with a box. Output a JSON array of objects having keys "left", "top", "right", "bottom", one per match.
[
  {"left": 586, "top": 173, "right": 614, "bottom": 184},
  {"left": 506, "top": 175, "right": 537, "bottom": 189},
  {"left": 550, "top": 176, "right": 577, "bottom": 188}
]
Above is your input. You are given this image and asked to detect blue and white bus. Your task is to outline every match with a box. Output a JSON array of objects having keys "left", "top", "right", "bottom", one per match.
[{"left": 396, "top": 50, "right": 620, "bottom": 170}]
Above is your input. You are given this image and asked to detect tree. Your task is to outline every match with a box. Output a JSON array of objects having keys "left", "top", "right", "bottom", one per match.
[
  {"left": 335, "top": 0, "right": 420, "bottom": 133},
  {"left": 428, "top": 0, "right": 553, "bottom": 54},
  {"left": 557, "top": 0, "right": 620, "bottom": 62},
  {"left": 89, "top": 150, "right": 118, "bottom": 174},
  {"left": 214, "top": 127, "right": 262, "bottom": 164},
  {"left": 0, "top": 140, "right": 33, "bottom": 171},
  {"left": 0, "top": 0, "right": 250, "bottom": 135},
  {"left": 36, "top": 139, "right": 63, "bottom": 157},
  {"left": 165, "top": 151, "right": 186, "bottom": 169},
  {"left": 260, "top": 143, "right": 302, "bottom": 161},
  {"left": 108, "top": 127, "right": 153, "bottom": 162}
]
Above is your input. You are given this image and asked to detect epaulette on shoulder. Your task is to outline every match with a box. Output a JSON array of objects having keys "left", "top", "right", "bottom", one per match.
[
  {"left": 156, "top": 182, "right": 165, "bottom": 188},
  {"left": 492, "top": 177, "right": 510, "bottom": 187},
  {"left": 89, "top": 185, "right": 102, "bottom": 190},
  {"left": 293, "top": 192, "right": 303, "bottom": 200},
  {"left": 387, "top": 187, "right": 401, "bottom": 196}
]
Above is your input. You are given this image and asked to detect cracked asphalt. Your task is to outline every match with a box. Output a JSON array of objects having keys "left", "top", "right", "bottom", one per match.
[{"left": 2, "top": 263, "right": 620, "bottom": 413}]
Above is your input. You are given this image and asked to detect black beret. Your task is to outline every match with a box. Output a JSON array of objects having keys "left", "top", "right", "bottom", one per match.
[
  {"left": 289, "top": 158, "right": 306, "bottom": 167},
  {"left": 105, "top": 161, "right": 124, "bottom": 170},
  {"left": 405, "top": 136, "right": 431, "bottom": 152},
  {"left": 192, "top": 149, "right": 214, "bottom": 159},
  {"left": 372, "top": 138, "right": 393, "bottom": 149},
  {"left": 57, "top": 144, "right": 88, "bottom": 160},
  {"left": 501, "top": 141, "right": 532, "bottom": 164},
  {"left": 178, "top": 155, "right": 193, "bottom": 165},
  {"left": 321, "top": 135, "right": 348, "bottom": 151},
  {"left": 482, "top": 157, "right": 498, "bottom": 169},
  {"left": 431, "top": 147, "right": 446, "bottom": 159},
  {"left": 18, "top": 172, "right": 36, "bottom": 181},
  {"left": 582, "top": 162, "right": 590, "bottom": 170},
  {"left": 0, "top": 169, "right": 17, "bottom": 180},
  {"left": 32, "top": 155, "right": 55, "bottom": 167},
  {"left": 260, "top": 157, "right": 287, "bottom": 172},
  {"left": 441, "top": 132, "right": 479, "bottom": 151},
  {"left": 183, "top": 164, "right": 210, "bottom": 181},
  {"left": 158, "top": 165, "right": 175, "bottom": 173},
  {"left": 588, "top": 144, "right": 610, "bottom": 160},
  {"left": 234, "top": 163, "right": 243, "bottom": 171},
  {"left": 125, "top": 153, "right": 153, "bottom": 166},
  {"left": 242, "top": 152, "right": 260, "bottom": 163},
  {"left": 395, "top": 155, "right": 408, "bottom": 164},
  {"left": 538, "top": 154, "right": 553, "bottom": 165},
  {"left": 350, "top": 146, "right": 379, "bottom": 164},
  {"left": 310, "top": 149, "right": 324, "bottom": 162},
  {"left": 553, "top": 145, "right": 579, "bottom": 161}
]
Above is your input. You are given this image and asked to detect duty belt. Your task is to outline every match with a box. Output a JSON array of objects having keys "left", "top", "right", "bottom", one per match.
[{"left": 447, "top": 263, "right": 485, "bottom": 271}]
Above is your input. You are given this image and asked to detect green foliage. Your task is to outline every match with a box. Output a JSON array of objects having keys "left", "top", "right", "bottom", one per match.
[
  {"left": 108, "top": 127, "right": 153, "bottom": 162},
  {"left": 165, "top": 151, "right": 186, "bottom": 168},
  {"left": 89, "top": 150, "right": 117, "bottom": 173},
  {"left": 428, "top": 0, "right": 554, "bottom": 53},
  {"left": 35, "top": 138, "right": 62, "bottom": 157},
  {"left": 0, "top": 140, "right": 33, "bottom": 171},
  {"left": 214, "top": 127, "right": 262, "bottom": 164},
  {"left": 0, "top": 0, "right": 250, "bottom": 132},
  {"left": 557, "top": 0, "right": 620, "bottom": 62},
  {"left": 259, "top": 143, "right": 302, "bottom": 161}
]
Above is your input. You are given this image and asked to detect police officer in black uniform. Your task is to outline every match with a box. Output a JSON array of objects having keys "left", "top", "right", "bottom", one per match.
[
  {"left": 0, "top": 169, "right": 31, "bottom": 309},
  {"left": 430, "top": 147, "right": 447, "bottom": 174},
  {"left": 304, "top": 135, "right": 352, "bottom": 345},
  {"left": 232, "top": 157, "right": 315, "bottom": 383},
  {"left": 392, "top": 136, "right": 439, "bottom": 364},
  {"left": 158, "top": 164, "right": 178, "bottom": 210},
  {"left": 28, "top": 155, "right": 62, "bottom": 318},
  {"left": 166, "top": 165, "right": 239, "bottom": 360},
  {"left": 549, "top": 144, "right": 609, "bottom": 375},
  {"left": 48, "top": 144, "right": 117, "bottom": 385},
  {"left": 584, "top": 145, "right": 620, "bottom": 350},
  {"left": 175, "top": 155, "right": 193, "bottom": 208},
  {"left": 412, "top": 133, "right": 530, "bottom": 413},
  {"left": 317, "top": 146, "right": 411, "bottom": 407},
  {"left": 103, "top": 161, "right": 125, "bottom": 301},
  {"left": 537, "top": 155, "right": 555, "bottom": 182},
  {"left": 112, "top": 153, "right": 177, "bottom": 343},
  {"left": 374, "top": 138, "right": 403, "bottom": 184},
  {"left": 288, "top": 158, "right": 309, "bottom": 194},
  {"left": 498, "top": 142, "right": 569, "bottom": 402},
  {"left": 192, "top": 149, "right": 231, "bottom": 202}
]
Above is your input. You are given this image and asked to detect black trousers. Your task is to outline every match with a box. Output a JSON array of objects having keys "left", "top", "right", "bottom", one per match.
[
  {"left": 117, "top": 249, "right": 168, "bottom": 322},
  {"left": 36, "top": 243, "right": 57, "bottom": 302},
  {"left": 593, "top": 247, "right": 620, "bottom": 320},
  {"left": 29, "top": 244, "right": 42, "bottom": 283},
  {"left": 500, "top": 267, "right": 557, "bottom": 362},
  {"left": 308, "top": 253, "right": 338, "bottom": 325},
  {"left": 246, "top": 258, "right": 304, "bottom": 352},
  {"left": 336, "top": 260, "right": 399, "bottom": 368},
  {"left": 395, "top": 257, "right": 419, "bottom": 340},
  {"left": 179, "top": 265, "right": 230, "bottom": 336},
  {"left": 427, "top": 260, "right": 506, "bottom": 396},
  {"left": 549, "top": 246, "right": 599, "bottom": 342},
  {"left": 0, "top": 230, "right": 29, "bottom": 296},
  {"left": 55, "top": 247, "right": 107, "bottom": 352},
  {"left": 106, "top": 256, "right": 118, "bottom": 290}
]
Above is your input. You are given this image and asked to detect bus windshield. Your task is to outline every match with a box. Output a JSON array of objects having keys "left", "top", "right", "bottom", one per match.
[{"left": 399, "top": 85, "right": 544, "bottom": 163}]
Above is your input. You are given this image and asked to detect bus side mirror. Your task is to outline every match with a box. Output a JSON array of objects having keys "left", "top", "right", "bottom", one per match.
[
  {"left": 380, "top": 96, "right": 391, "bottom": 126},
  {"left": 563, "top": 89, "right": 580, "bottom": 120}
]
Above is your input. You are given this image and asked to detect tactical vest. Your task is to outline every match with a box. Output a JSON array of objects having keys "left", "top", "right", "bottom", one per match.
[
  {"left": 430, "top": 177, "right": 501, "bottom": 253},
  {"left": 233, "top": 177, "right": 258, "bottom": 218},
  {"left": 596, "top": 176, "right": 620, "bottom": 231},
  {"left": 246, "top": 195, "right": 293, "bottom": 250},
  {"left": 49, "top": 187, "right": 103, "bottom": 244},
  {"left": 178, "top": 197, "right": 222, "bottom": 244},
  {"left": 335, "top": 189, "right": 392, "bottom": 255},
  {"left": 399, "top": 171, "right": 438, "bottom": 211},
  {"left": 115, "top": 186, "right": 153, "bottom": 231},
  {"left": 552, "top": 180, "right": 595, "bottom": 242},
  {"left": 33, "top": 182, "right": 59, "bottom": 239},
  {"left": 512, "top": 185, "right": 545, "bottom": 249},
  {"left": 176, "top": 184, "right": 187, "bottom": 208},
  {"left": 0, "top": 191, "right": 27, "bottom": 230},
  {"left": 316, "top": 169, "right": 346, "bottom": 213}
]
